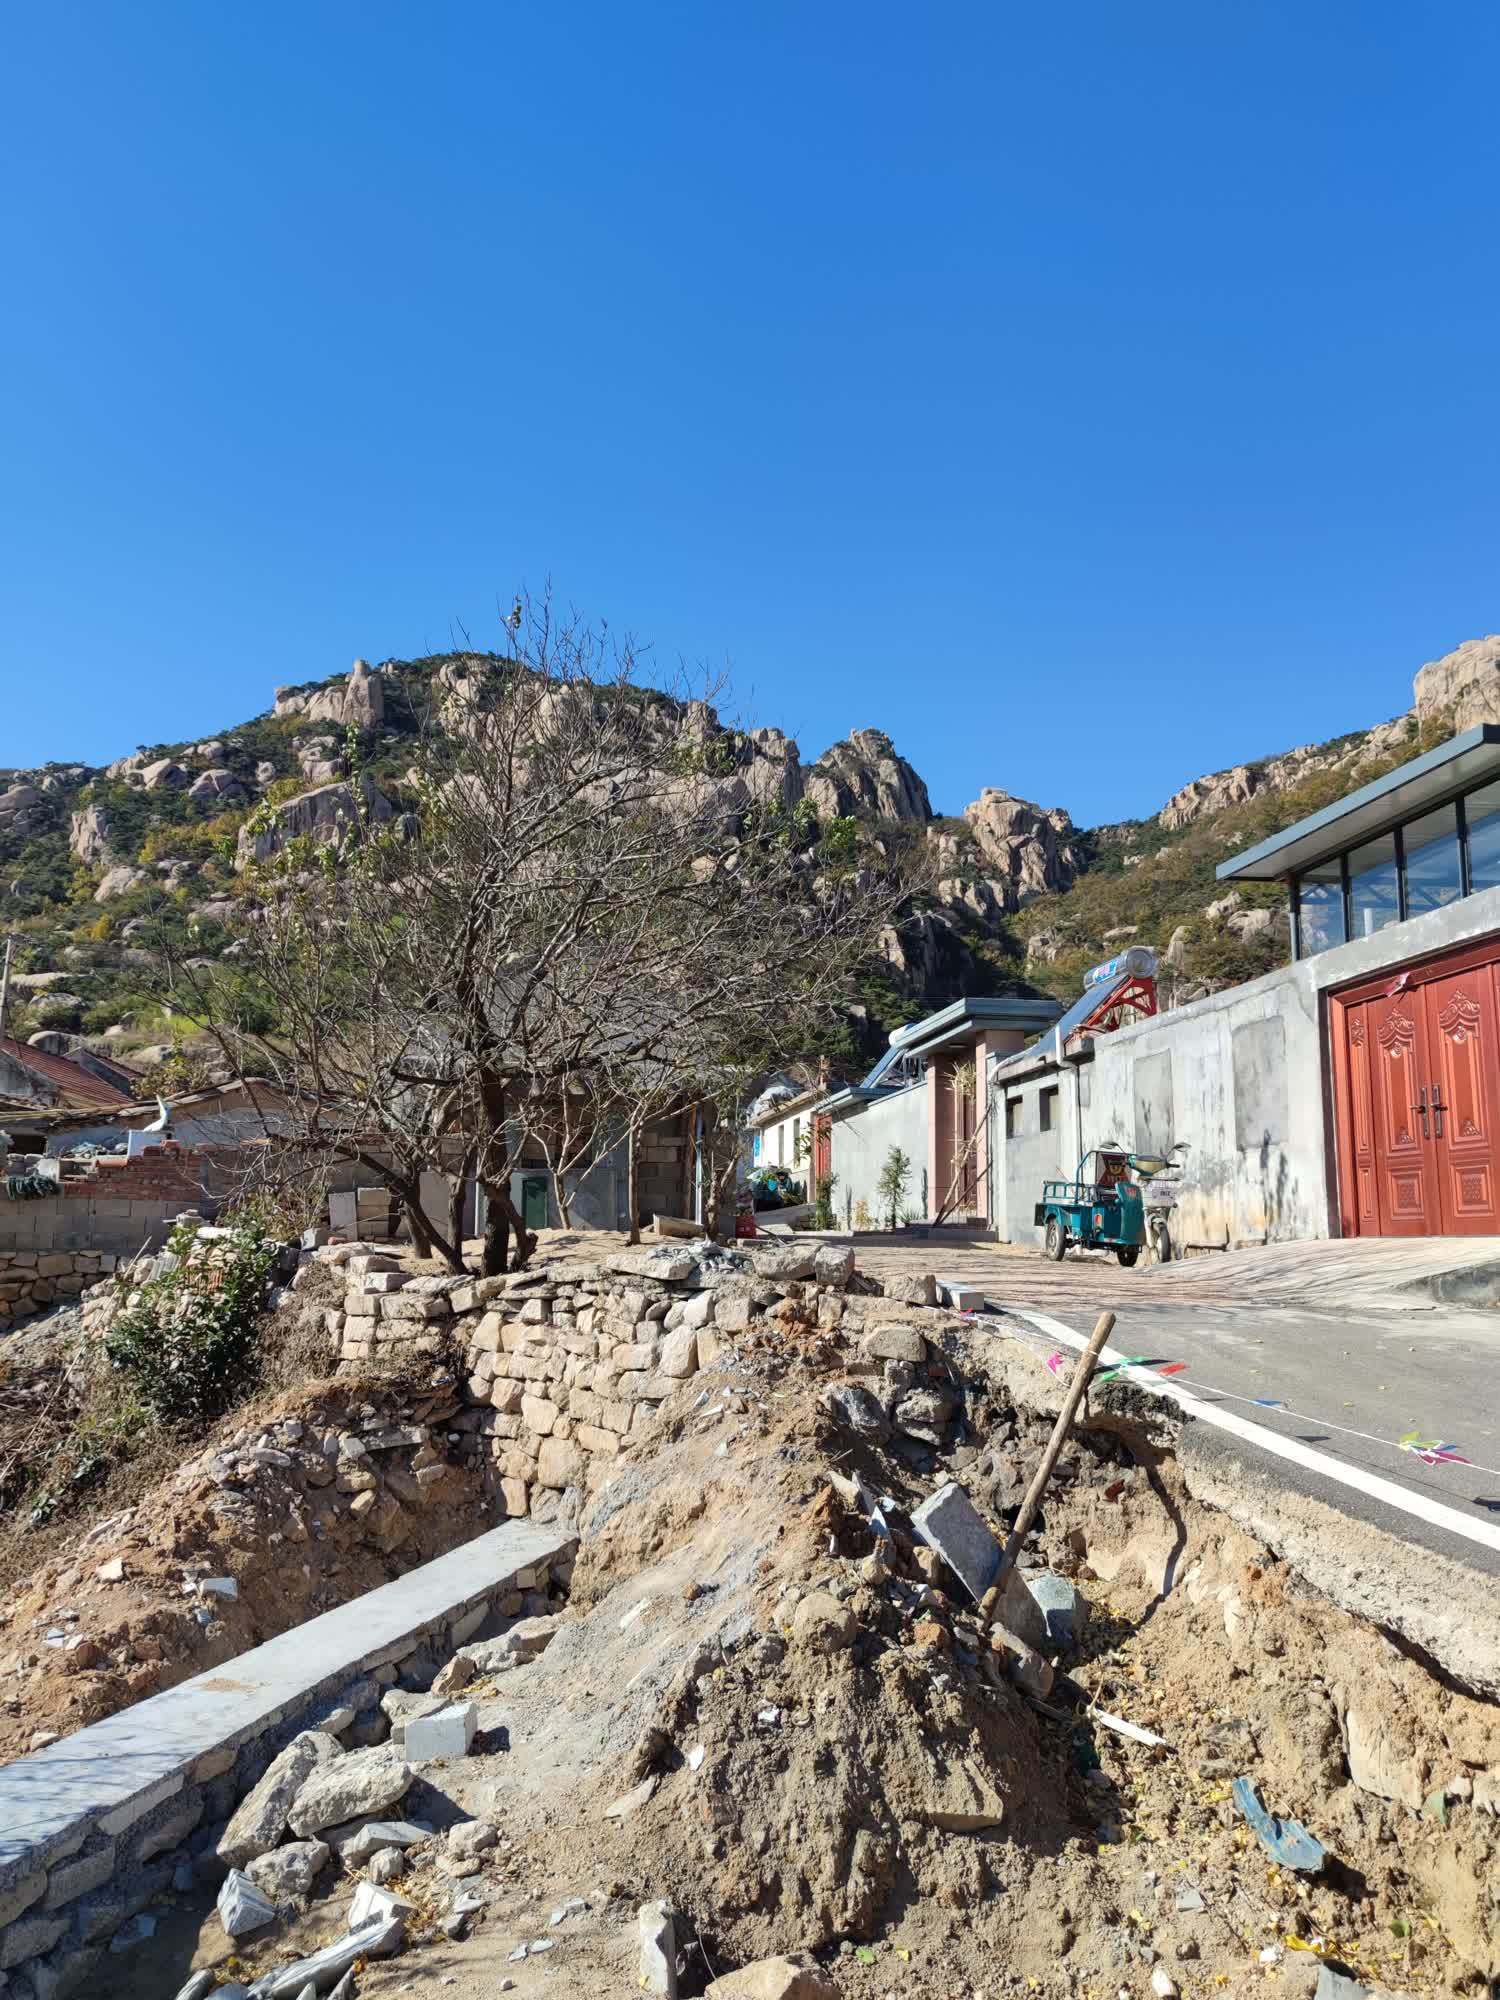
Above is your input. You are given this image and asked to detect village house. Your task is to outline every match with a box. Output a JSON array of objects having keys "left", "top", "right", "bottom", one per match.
[{"left": 822, "top": 723, "right": 1500, "bottom": 1249}]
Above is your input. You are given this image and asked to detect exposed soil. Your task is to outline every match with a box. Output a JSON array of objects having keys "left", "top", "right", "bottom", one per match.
[{"left": 69, "top": 1293, "right": 1500, "bottom": 1999}]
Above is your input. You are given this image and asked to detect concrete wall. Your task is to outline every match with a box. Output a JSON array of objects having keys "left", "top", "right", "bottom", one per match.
[
  {"left": 829, "top": 1084, "right": 930, "bottom": 1228},
  {"left": 1083, "top": 883, "right": 1500, "bottom": 1247},
  {"left": 0, "top": 1192, "right": 210, "bottom": 1262},
  {"left": 989, "top": 1057, "right": 1082, "bottom": 1247}
]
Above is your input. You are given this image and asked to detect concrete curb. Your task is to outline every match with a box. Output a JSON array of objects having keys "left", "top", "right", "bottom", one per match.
[{"left": 0, "top": 1519, "right": 574, "bottom": 1990}]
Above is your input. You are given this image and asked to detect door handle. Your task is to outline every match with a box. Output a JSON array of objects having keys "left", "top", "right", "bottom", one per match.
[
  {"left": 1431, "top": 1083, "right": 1445, "bottom": 1139},
  {"left": 1412, "top": 1087, "right": 1429, "bottom": 1139}
]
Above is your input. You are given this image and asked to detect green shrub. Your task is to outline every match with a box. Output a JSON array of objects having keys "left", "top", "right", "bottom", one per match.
[
  {"left": 104, "top": 1219, "right": 278, "bottom": 1427},
  {"left": 814, "top": 1171, "right": 838, "bottom": 1230}
]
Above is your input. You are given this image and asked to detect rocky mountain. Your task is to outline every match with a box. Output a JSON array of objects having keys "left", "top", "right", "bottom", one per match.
[{"left": 2, "top": 633, "right": 1498, "bottom": 1070}]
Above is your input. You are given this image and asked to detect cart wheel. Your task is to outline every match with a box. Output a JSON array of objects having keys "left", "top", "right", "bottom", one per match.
[
  {"left": 1044, "top": 1216, "right": 1065, "bottom": 1262},
  {"left": 1116, "top": 1245, "right": 1140, "bottom": 1268}
]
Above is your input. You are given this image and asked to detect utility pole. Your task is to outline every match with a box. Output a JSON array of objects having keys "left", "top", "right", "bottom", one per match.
[{"left": 0, "top": 933, "right": 13, "bottom": 1047}]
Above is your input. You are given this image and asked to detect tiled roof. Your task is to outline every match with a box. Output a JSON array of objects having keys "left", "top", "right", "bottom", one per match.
[{"left": 0, "top": 1038, "right": 138, "bottom": 1112}]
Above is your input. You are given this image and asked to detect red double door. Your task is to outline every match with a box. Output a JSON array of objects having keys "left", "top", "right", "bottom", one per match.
[{"left": 1333, "top": 941, "right": 1500, "bottom": 1236}]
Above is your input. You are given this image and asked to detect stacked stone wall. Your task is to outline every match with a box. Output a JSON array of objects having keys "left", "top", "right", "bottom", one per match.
[
  {"left": 328, "top": 1239, "right": 871, "bottom": 1522},
  {"left": 0, "top": 1249, "right": 118, "bottom": 1325}
]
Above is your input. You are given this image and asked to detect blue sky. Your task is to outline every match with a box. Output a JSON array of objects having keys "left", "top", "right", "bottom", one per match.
[{"left": 4, "top": 4, "right": 1498, "bottom": 824}]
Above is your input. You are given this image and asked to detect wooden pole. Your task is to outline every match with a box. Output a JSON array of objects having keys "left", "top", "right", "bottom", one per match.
[
  {"left": 999, "top": 1309, "right": 1115, "bottom": 1573},
  {"left": 978, "top": 1310, "right": 1116, "bottom": 1640}
]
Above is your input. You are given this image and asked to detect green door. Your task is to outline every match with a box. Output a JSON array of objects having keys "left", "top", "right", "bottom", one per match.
[{"left": 521, "top": 1174, "right": 550, "bottom": 1231}]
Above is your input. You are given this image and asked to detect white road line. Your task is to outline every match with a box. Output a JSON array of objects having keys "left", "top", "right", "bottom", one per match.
[{"left": 1003, "top": 1306, "right": 1500, "bottom": 1560}]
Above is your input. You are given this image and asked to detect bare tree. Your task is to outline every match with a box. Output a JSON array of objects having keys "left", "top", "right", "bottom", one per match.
[{"left": 186, "top": 600, "right": 909, "bottom": 1271}]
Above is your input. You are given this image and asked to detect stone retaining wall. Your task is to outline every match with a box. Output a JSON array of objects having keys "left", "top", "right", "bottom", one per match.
[
  {"left": 0, "top": 1521, "right": 573, "bottom": 1998},
  {"left": 329, "top": 1237, "right": 904, "bottom": 1524},
  {"left": 0, "top": 1249, "right": 118, "bottom": 1325}
]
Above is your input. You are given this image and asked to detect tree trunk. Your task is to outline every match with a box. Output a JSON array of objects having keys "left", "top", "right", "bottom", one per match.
[
  {"left": 626, "top": 1125, "right": 641, "bottom": 1246},
  {"left": 404, "top": 1195, "right": 436, "bottom": 1260},
  {"left": 480, "top": 1181, "right": 536, "bottom": 1274},
  {"left": 448, "top": 1171, "right": 471, "bottom": 1273}
]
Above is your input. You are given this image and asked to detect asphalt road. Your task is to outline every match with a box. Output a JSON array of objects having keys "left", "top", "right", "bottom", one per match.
[{"left": 994, "top": 1294, "right": 1500, "bottom": 1579}]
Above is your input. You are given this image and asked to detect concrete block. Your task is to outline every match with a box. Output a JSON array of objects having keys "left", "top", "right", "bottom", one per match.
[
  {"left": 0, "top": 1915, "right": 68, "bottom": 1969},
  {"left": 0, "top": 1870, "right": 47, "bottom": 1927},
  {"left": 135, "top": 1794, "right": 204, "bottom": 1863},
  {"left": 911, "top": 1482, "right": 999, "bottom": 1604},
  {"left": 99, "top": 1773, "right": 184, "bottom": 1839},
  {"left": 936, "top": 1277, "right": 985, "bottom": 1312},
  {"left": 884, "top": 1272, "right": 937, "bottom": 1307},
  {"left": 42, "top": 1842, "right": 115, "bottom": 1911},
  {"left": 403, "top": 1703, "right": 476, "bottom": 1764}
]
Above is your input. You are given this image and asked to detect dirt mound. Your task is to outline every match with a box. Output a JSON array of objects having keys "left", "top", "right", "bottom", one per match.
[
  {"left": 28, "top": 1262, "right": 1500, "bottom": 1999},
  {"left": 0, "top": 1357, "right": 490, "bottom": 1761}
]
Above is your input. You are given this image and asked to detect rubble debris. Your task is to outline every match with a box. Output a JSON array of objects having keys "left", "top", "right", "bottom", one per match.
[
  {"left": 705, "top": 1957, "right": 843, "bottom": 1998},
  {"left": 287, "top": 1746, "right": 413, "bottom": 1836},
  {"left": 219, "top": 1730, "right": 344, "bottom": 1867},
  {"left": 1026, "top": 1570, "right": 1089, "bottom": 1649},
  {"left": 639, "top": 1897, "right": 678, "bottom": 1997},
  {"left": 347, "top": 1879, "right": 415, "bottom": 1928},
  {"left": 245, "top": 1837, "right": 331, "bottom": 1902},
  {"left": 217, "top": 1867, "right": 278, "bottom": 1937},
  {"left": 911, "top": 1480, "right": 998, "bottom": 1602},
  {"left": 244, "top": 1913, "right": 406, "bottom": 1996},
  {"left": 1084, "top": 1704, "right": 1168, "bottom": 1750},
  {"left": 403, "top": 1698, "right": 477, "bottom": 1762}
]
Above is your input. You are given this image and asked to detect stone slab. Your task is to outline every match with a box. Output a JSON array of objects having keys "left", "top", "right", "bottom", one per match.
[
  {"left": 0, "top": 1519, "right": 573, "bottom": 1895},
  {"left": 910, "top": 1482, "right": 999, "bottom": 1604}
]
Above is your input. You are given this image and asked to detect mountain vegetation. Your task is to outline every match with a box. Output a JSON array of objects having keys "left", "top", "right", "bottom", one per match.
[{"left": 0, "top": 631, "right": 1493, "bottom": 1081}]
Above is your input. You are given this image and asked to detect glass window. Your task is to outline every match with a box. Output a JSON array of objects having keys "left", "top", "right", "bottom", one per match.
[
  {"left": 1296, "top": 856, "right": 1346, "bottom": 957},
  {"left": 1467, "top": 782, "right": 1500, "bottom": 893},
  {"left": 1040, "top": 1086, "right": 1058, "bottom": 1133},
  {"left": 1005, "top": 1097, "right": 1021, "bottom": 1139},
  {"left": 1348, "top": 833, "right": 1401, "bottom": 940},
  {"left": 1403, "top": 803, "right": 1462, "bottom": 915}
]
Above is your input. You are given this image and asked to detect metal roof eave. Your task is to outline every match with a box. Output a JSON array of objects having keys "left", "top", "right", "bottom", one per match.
[
  {"left": 893, "top": 994, "right": 1063, "bottom": 1062},
  {"left": 1216, "top": 725, "right": 1500, "bottom": 883}
]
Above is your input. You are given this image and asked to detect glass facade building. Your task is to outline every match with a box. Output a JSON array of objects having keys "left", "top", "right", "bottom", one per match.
[{"left": 1291, "top": 777, "right": 1500, "bottom": 959}]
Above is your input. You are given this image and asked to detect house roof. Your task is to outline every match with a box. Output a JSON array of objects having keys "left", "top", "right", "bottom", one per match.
[
  {"left": 815, "top": 994, "right": 1063, "bottom": 1116},
  {"left": 1216, "top": 724, "right": 1500, "bottom": 883},
  {"left": 0, "top": 1038, "right": 138, "bottom": 1113}
]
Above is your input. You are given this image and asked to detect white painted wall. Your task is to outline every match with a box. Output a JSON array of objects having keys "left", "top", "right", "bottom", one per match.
[
  {"left": 829, "top": 1084, "right": 929, "bottom": 1228},
  {"left": 1083, "top": 882, "right": 1500, "bottom": 1247}
]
